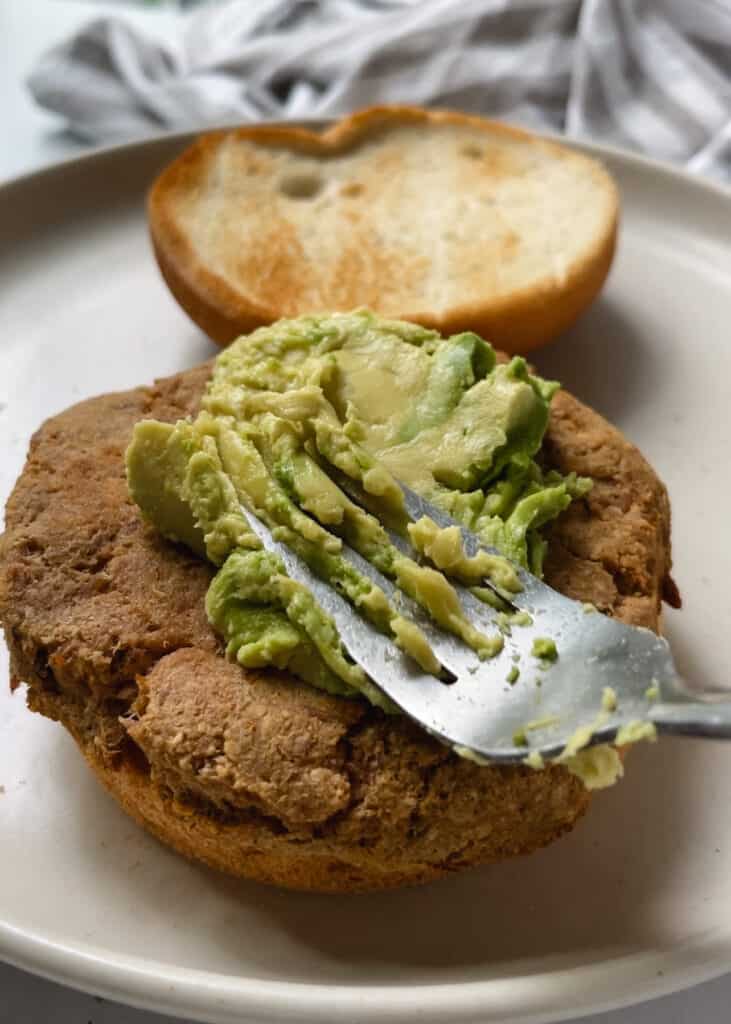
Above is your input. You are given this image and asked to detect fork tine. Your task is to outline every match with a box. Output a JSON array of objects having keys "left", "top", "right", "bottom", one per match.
[
  {"left": 334, "top": 533, "right": 502, "bottom": 682},
  {"left": 237, "top": 500, "right": 544, "bottom": 759},
  {"left": 233, "top": 469, "right": 684, "bottom": 765}
]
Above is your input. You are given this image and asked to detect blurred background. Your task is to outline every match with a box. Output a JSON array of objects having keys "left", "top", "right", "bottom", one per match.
[{"left": 3, "top": 0, "right": 730, "bottom": 184}]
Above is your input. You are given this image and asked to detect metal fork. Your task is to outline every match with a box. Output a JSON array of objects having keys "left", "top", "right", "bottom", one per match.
[{"left": 238, "top": 481, "right": 731, "bottom": 763}]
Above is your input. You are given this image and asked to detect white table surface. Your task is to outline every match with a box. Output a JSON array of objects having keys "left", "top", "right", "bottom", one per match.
[{"left": 1, "top": 2, "right": 729, "bottom": 1022}]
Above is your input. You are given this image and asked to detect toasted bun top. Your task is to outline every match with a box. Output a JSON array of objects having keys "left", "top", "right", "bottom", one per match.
[{"left": 148, "top": 106, "right": 619, "bottom": 352}]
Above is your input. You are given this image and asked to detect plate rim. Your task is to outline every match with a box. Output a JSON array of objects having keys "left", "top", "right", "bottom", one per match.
[
  {"left": 2, "top": 118, "right": 730, "bottom": 203},
  {"left": 1, "top": 917, "right": 728, "bottom": 1024},
  {"left": 1, "top": 122, "right": 731, "bottom": 1024}
]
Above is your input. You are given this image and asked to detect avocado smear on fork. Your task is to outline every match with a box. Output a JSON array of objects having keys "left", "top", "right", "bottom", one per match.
[{"left": 127, "top": 311, "right": 611, "bottom": 774}]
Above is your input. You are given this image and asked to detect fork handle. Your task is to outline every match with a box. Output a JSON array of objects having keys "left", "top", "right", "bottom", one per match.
[{"left": 650, "top": 701, "right": 731, "bottom": 739}]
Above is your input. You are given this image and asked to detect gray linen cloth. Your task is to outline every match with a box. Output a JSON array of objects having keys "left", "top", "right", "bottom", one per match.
[{"left": 28, "top": 0, "right": 731, "bottom": 181}]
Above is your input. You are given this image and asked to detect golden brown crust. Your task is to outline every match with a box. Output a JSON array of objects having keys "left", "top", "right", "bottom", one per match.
[
  {"left": 148, "top": 105, "right": 618, "bottom": 353},
  {"left": 0, "top": 362, "right": 674, "bottom": 893},
  {"left": 542, "top": 388, "right": 678, "bottom": 626}
]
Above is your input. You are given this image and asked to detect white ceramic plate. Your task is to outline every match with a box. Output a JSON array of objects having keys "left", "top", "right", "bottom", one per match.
[{"left": 1, "top": 131, "right": 731, "bottom": 1024}]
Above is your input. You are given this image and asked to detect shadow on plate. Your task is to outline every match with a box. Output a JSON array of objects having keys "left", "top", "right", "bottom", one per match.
[
  {"left": 531, "top": 295, "right": 657, "bottom": 427},
  {"left": 662, "top": 607, "right": 731, "bottom": 698}
]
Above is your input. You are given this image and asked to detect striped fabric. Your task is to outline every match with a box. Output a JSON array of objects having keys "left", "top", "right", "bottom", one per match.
[{"left": 28, "top": 0, "right": 731, "bottom": 180}]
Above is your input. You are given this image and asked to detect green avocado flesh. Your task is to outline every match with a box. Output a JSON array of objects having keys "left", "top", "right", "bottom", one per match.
[{"left": 126, "top": 311, "right": 590, "bottom": 712}]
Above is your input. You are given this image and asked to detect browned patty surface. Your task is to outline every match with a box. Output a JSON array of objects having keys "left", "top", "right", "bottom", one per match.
[{"left": 0, "top": 363, "right": 677, "bottom": 892}]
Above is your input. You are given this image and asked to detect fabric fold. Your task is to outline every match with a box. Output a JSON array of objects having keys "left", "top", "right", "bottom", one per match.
[{"left": 27, "top": 0, "right": 731, "bottom": 180}]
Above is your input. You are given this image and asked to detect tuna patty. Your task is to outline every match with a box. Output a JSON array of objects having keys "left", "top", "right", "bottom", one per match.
[{"left": 0, "top": 362, "right": 677, "bottom": 892}]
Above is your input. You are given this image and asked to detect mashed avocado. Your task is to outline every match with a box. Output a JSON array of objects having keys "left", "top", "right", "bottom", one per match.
[
  {"left": 127, "top": 311, "right": 591, "bottom": 754},
  {"left": 532, "top": 636, "right": 558, "bottom": 662}
]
